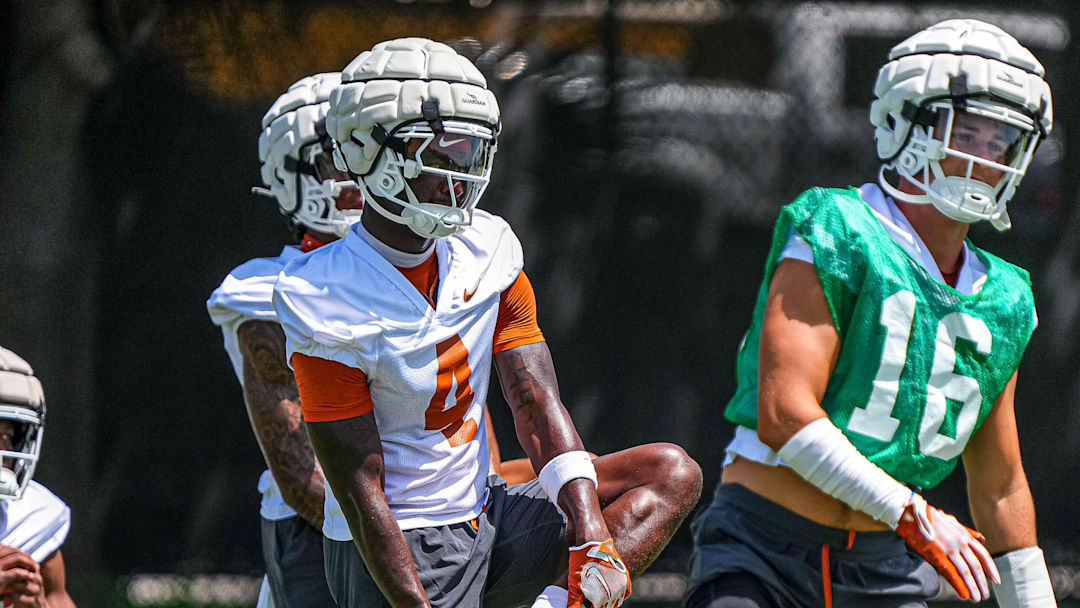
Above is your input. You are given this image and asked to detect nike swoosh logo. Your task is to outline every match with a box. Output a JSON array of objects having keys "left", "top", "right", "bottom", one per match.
[
  {"left": 439, "top": 136, "right": 466, "bottom": 147},
  {"left": 464, "top": 278, "right": 481, "bottom": 302}
]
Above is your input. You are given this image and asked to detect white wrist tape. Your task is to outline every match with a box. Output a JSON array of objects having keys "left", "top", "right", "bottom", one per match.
[
  {"left": 992, "top": 547, "right": 1056, "bottom": 608},
  {"left": 777, "top": 417, "right": 912, "bottom": 528},
  {"left": 538, "top": 450, "right": 597, "bottom": 502}
]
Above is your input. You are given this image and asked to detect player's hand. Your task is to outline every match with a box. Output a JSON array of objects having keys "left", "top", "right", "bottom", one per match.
[
  {"left": 894, "top": 494, "right": 1000, "bottom": 602},
  {"left": 0, "top": 546, "right": 42, "bottom": 604},
  {"left": 567, "top": 538, "right": 631, "bottom": 608}
]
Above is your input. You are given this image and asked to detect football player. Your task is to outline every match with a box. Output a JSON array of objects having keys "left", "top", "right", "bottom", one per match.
[
  {"left": 208, "top": 71, "right": 533, "bottom": 608},
  {"left": 0, "top": 347, "right": 75, "bottom": 608},
  {"left": 207, "top": 72, "right": 360, "bottom": 608},
  {"left": 686, "top": 19, "right": 1057, "bottom": 608},
  {"left": 272, "top": 38, "right": 703, "bottom": 608}
]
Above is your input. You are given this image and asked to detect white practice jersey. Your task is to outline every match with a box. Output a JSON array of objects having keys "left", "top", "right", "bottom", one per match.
[
  {"left": 207, "top": 246, "right": 303, "bottom": 521},
  {"left": 274, "top": 210, "right": 523, "bottom": 536},
  {"left": 0, "top": 481, "right": 70, "bottom": 563}
]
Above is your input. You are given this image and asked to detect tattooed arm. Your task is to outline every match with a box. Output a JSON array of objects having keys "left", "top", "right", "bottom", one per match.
[
  {"left": 236, "top": 319, "right": 325, "bottom": 528},
  {"left": 494, "top": 342, "right": 609, "bottom": 545}
]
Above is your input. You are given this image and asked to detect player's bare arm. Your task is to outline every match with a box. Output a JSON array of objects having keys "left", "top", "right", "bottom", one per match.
[
  {"left": 236, "top": 319, "right": 324, "bottom": 528},
  {"left": 755, "top": 258, "right": 839, "bottom": 449},
  {"left": 0, "top": 546, "right": 73, "bottom": 608},
  {"left": 496, "top": 340, "right": 701, "bottom": 608},
  {"left": 0, "top": 546, "right": 42, "bottom": 606},
  {"left": 723, "top": 258, "right": 878, "bottom": 529},
  {"left": 963, "top": 372, "right": 1038, "bottom": 552},
  {"left": 963, "top": 371, "right": 1055, "bottom": 604},
  {"left": 306, "top": 414, "right": 429, "bottom": 607},
  {"left": 37, "top": 550, "right": 74, "bottom": 608},
  {"left": 494, "top": 341, "right": 609, "bottom": 543}
]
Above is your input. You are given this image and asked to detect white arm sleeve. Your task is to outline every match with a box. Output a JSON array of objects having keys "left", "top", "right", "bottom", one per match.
[
  {"left": 993, "top": 547, "right": 1056, "bottom": 608},
  {"left": 777, "top": 418, "right": 912, "bottom": 528}
]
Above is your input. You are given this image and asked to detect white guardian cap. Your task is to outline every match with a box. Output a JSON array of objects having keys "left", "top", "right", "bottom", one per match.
[
  {"left": 326, "top": 38, "right": 500, "bottom": 239},
  {"left": 870, "top": 19, "right": 1053, "bottom": 230},
  {"left": 0, "top": 347, "right": 45, "bottom": 501},
  {"left": 256, "top": 73, "right": 362, "bottom": 238}
]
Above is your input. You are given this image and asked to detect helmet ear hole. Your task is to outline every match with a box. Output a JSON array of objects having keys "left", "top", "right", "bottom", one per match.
[
  {"left": 898, "top": 150, "right": 922, "bottom": 174},
  {"left": 368, "top": 164, "right": 405, "bottom": 198}
]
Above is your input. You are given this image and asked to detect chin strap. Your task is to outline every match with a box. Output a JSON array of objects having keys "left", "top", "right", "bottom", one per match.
[{"left": 878, "top": 166, "right": 935, "bottom": 206}]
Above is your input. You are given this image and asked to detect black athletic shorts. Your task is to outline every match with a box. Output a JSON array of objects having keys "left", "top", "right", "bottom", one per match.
[
  {"left": 261, "top": 515, "right": 337, "bottom": 608},
  {"left": 323, "top": 476, "right": 567, "bottom": 608},
  {"left": 686, "top": 483, "right": 939, "bottom": 608}
]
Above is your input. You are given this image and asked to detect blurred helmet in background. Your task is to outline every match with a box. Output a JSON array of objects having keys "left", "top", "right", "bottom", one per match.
[
  {"left": 326, "top": 37, "right": 500, "bottom": 239},
  {"left": 0, "top": 347, "right": 45, "bottom": 501},
  {"left": 256, "top": 72, "right": 362, "bottom": 238},
  {"left": 870, "top": 19, "right": 1053, "bottom": 231}
]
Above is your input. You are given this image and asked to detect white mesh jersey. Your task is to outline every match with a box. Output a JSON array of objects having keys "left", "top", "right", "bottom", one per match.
[
  {"left": 725, "top": 182, "right": 1009, "bottom": 469},
  {"left": 207, "top": 246, "right": 303, "bottom": 521},
  {"left": 0, "top": 481, "right": 70, "bottom": 563},
  {"left": 274, "top": 210, "right": 523, "bottom": 535}
]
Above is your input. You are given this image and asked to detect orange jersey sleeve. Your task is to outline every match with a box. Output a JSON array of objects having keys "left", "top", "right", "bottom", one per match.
[
  {"left": 291, "top": 352, "right": 373, "bottom": 422},
  {"left": 493, "top": 270, "right": 545, "bottom": 354}
]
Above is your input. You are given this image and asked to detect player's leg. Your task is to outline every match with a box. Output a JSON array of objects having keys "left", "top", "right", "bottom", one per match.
[
  {"left": 480, "top": 445, "right": 701, "bottom": 607},
  {"left": 685, "top": 573, "right": 793, "bottom": 608},
  {"left": 255, "top": 576, "right": 275, "bottom": 608},
  {"left": 481, "top": 477, "right": 570, "bottom": 607},
  {"left": 270, "top": 517, "right": 336, "bottom": 607},
  {"left": 589, "top": 442, "right": 703, "bottom": 574},
  {"left": 261, "top": 517, "right": 289, "bottom": 607},
  {"left": 324, "top": 518, "right": 498, "bottom": 608},
  {"left": 323, "top": 538, "right": 392, "bottom": 608}
]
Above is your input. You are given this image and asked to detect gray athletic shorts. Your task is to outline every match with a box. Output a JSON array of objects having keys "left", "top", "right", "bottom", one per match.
[
  {"left": 686, "top": 483, "right": 939, "bottom": 608},
  {"left": 261, "top": 515, "right": 337, "bottom": 608},
  {"left": 324, "top": 476, "right": 567, "bottom": 608}
]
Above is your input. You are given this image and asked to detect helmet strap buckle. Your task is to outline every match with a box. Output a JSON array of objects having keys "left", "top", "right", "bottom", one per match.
[
  {"left": 949, "top": 74, "right": 968, "bottom": 110},
  {"left": 422, "top": 98, "right": 444, "bottom": 133}
]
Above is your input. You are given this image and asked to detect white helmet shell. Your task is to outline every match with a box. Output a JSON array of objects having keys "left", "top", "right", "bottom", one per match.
[
  {"left": 870, "top": 19, "right": 1053, "bottom": 230},
  {"left": 0, "top": 347, "right": 45, "bottom": 501},
  {"left": 326, "top": 38, "right": 501, "bottom": 239},
  {"left": 257, "top": 72, "right": 360, "bottom": 238}
]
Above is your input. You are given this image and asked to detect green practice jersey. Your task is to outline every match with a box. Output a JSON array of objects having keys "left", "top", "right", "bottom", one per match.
[{"left": 725, "top": 187, "right": 1036, "bottom": 488}]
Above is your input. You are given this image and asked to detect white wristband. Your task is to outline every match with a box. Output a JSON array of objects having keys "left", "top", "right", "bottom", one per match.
[
  {"left": 538, "top": 450, "right": 597, "bottom": 502},
  {"left": 777, "top": 418, "right": 912, "bottom": 528},
  {"left": 993, "top": 547, "right": 1056, "bottom": 608}
]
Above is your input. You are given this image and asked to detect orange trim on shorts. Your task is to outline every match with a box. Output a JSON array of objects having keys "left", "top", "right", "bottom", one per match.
[
  {"left": 846, "top": 530, "right": 856, "bottom": 550},
  {"left": 291, "top": 353, "right": 373, "bottom": 422},
  {"left": 821, "top": 544, "right": 832, "bottom": 608}
]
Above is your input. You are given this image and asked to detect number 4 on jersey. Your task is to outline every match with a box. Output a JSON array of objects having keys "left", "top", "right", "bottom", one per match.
[
  {"left": 425, "top": 335, "right": 478, "bottom": 447},
  {"left": 847, "top": 290, "right": 991, "bottom": 461}
]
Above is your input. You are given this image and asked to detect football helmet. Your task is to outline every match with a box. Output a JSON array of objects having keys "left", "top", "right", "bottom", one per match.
[
  {"left": 870, "top": 19, "right": 1053, "bottom": 230},
  {"left": 326, "top": 38, "right": 500, "bottom": 239},
  {"left": 0, "top": 347, "right": 45, "bottom": 501},
  {"left": 256, "top": 73, "right": 362, "bottom": 238}
]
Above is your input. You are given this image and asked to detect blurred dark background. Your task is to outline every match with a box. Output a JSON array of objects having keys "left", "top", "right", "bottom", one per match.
[{"left": 1, "top": 0, "right": 1078, "bottom": 605}]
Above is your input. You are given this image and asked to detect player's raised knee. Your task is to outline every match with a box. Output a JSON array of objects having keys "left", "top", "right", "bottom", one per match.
[{"left": 648, "top": 443, "right": 703, "bottom": 503}]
